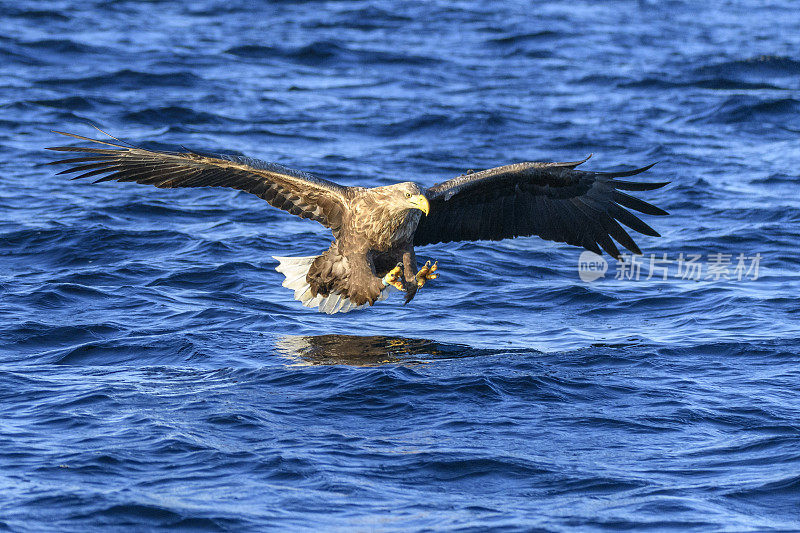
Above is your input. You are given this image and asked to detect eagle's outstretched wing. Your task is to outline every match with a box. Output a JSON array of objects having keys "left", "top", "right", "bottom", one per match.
[
  {"left": 414, "top": 156, "right": 669, "bottom": 258},
  {"left": 48, "top": 131, "right": 349, "bottom": 234}
]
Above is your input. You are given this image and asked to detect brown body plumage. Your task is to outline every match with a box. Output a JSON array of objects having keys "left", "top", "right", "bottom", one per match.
[
  {"left": 309, "top": 183, "right": 426, "bottom": 306},
  {"left": 48, "top": 130, "right": 669, "bottom": 314}
]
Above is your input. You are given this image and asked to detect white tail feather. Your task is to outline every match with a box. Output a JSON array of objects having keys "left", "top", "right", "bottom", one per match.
[{"left": 273, "top": 255, "right": 391, "bottom": 314}]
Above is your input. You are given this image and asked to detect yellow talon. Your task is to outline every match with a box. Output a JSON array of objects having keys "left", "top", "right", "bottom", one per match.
[
  {"left": 416, "top": 260, "right": 439, "bottom": 288},
  {"left": 382, "top": 263, "right": 405, "bottom": 291}
]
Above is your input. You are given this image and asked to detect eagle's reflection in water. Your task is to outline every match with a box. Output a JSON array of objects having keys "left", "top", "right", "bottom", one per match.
[{"left": 274, "top": 334, "right": 479, "bottom": 366}]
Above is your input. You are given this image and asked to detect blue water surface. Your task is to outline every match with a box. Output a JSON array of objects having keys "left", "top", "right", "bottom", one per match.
[{"left": 1, "top": 1, "right": 800, "bottom": 530}]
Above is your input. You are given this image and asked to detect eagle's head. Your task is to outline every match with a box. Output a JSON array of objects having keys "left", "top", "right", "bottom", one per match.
[{"left": 388, "top": 182, "right": 430, "bottom": 216}]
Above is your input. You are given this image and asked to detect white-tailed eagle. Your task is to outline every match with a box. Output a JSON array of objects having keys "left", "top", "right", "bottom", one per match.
[{"left": 49, "top": 131, "right": 668, "bottom": 314}]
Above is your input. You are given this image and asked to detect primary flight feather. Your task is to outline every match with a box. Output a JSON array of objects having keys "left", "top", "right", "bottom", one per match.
[{"left": 49, "top": 130, "right": 668, "bottom": 314}]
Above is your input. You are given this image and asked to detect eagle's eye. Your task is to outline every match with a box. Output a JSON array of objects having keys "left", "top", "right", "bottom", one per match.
[{"left": 405, "top": 192, "right": 411, "bottom": 198}]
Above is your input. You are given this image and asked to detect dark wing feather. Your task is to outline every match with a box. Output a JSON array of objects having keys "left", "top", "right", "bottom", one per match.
[
  {"left": 48, "top": 131, "right": 349, "bottom": 234},
  {"left": 415, "top": 157, "right": 668, "bottom": 258}
]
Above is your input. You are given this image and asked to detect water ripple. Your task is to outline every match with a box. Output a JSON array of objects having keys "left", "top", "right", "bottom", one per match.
[{"left": 1, "top": 1, "right": 799, "bottom": 531}]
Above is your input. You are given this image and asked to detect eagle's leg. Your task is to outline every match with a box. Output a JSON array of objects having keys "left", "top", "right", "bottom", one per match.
[
  {"left": 382, "top": 262, "right": 405, "bottom": 291},
  {"left": 415, "top": 260, "right": 439, "bottom": 288},
  {"left": 401, "top": 250, "right": 420, "bottom": 304}
]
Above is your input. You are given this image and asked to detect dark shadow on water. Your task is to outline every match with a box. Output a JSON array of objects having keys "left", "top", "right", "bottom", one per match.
[{"left": 274, "top": 334, "right": 498, "bottom": 366}]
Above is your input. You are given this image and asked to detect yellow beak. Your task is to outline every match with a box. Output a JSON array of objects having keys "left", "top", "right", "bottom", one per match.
[{"left": 410, "top": 194, "right": 430, "bottom": 216}]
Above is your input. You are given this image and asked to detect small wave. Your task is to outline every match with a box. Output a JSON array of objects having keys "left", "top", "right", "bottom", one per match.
[
  {"left": 657, "top": 340, "right": 800, "bottom": 360},
  {"left": 751, "top": 173, "right": 799, "bottom": 185},
  {"left": 20, "top": 38, "right": 102, "bottom": 55},
  {"left": 2, "top": 322, "right": 123, "bottom": 352},
  {"left": 78, "top": 503, "right": 182, "bottom": 526},
  {"left": 488, "top": 30, "right": 562, "bottom": 45},
  {"left": 485, "top": 30, "right": 560, "bottom": 58},
  {"left": 726, "top": 474, "right": 800, "bottom": 499},
  {"left": 57, "top": 392, "right": 117, "bottom": 408},
  {"left": 225, "top": 41, "right": 436, "bottom": 66},
  {"left": 401, "top": 454, "right": 552, "bottom": 481},
  {"left": 224, "top": 44, "right": 282, "bottom": 59},
  {"left": 623, "top": 55, "right": 800, "bottom": 92},
  {"left": 621, "top": 77, "right": 783, "bottom": 91},
  {"left": 0, "top": 45, "right": 44, "bottom": 66},
  {"left": 5, "top": 7, "right": 69, "bottom": 21},
  {"left": 693, "top": 56, "right": 800, "bottom": 80},
  {"left": 0, "top": 226, "right": 197, "bottom": 266},
  {"left": 50, "top": 336, "right": 199, "bottom": 365},
  {"left": 20, "top": 283, "right": 117, "bottom": 312},
  {"left": 306, "top": 6, "right": 414, "bottom": 30},
  {"left": 690, "top": 96, "right": 800, "bottom": 125},
  {"left": 550, "top": 476, "right": 647, "bottom": 495},
  {"left": 41, "top": 69, "right": 201, "bottom": 89},
  {"left": 205, "top": 412, "right": 262, "bottom": 429},
  {"left": 123, "top": 106, "right": 231, "bottom": 126},
  {"left": 685, "top": 434, "right": 799, "bottom": 461},
  {"left": 692, "top": 78, "right": 784, "bottom": 90},
  {"left": 146, "top": 261, "right": 261, "bottom": 291},
  {"left": 28, "top": 96, "right": 100, "bottom": 111},
  {"left": 343, "top": 110, "right": 513, "bottom": 138}
]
